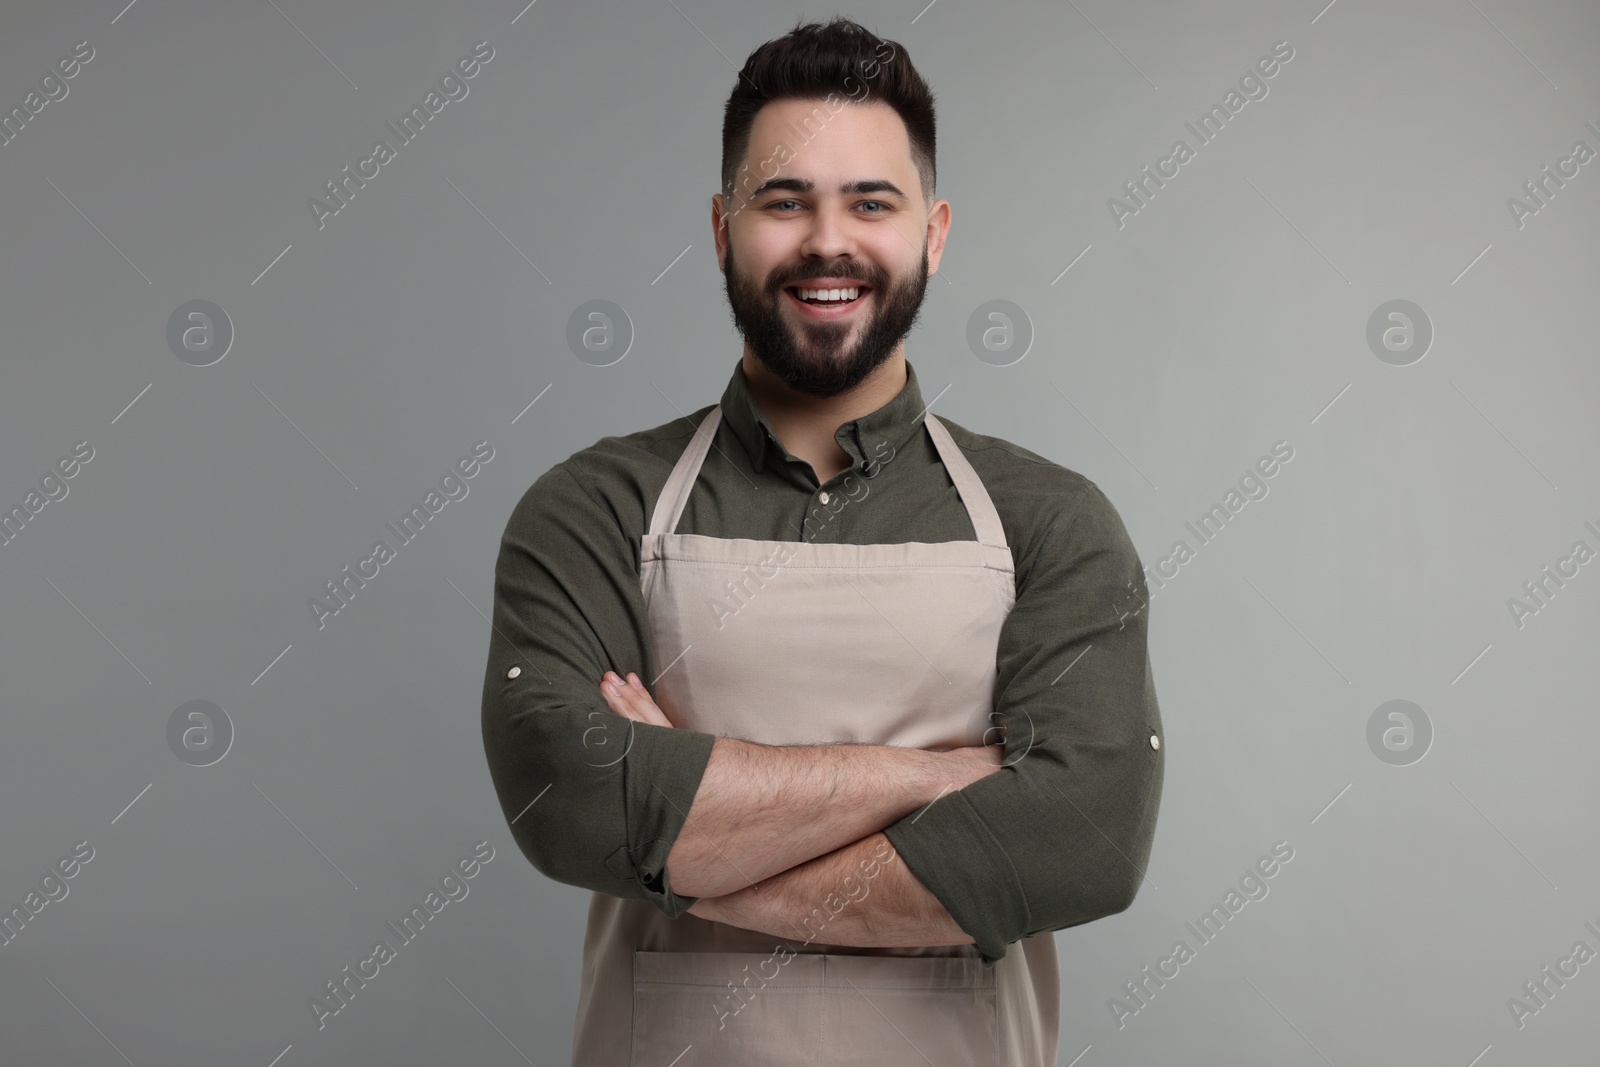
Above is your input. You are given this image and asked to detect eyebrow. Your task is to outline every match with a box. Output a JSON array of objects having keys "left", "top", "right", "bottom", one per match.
[{"left": 748, "top": 177, "right": 910, "bottom": 204}]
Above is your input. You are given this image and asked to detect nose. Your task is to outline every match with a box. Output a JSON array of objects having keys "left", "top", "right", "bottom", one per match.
[{"left": 796, "top": 201, "right": 859, "bottom": 261}]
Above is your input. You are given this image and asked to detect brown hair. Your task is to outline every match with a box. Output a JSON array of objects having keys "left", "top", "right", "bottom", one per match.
[{"left": 720, "top": 17, "right": 936, "bottom": 211}]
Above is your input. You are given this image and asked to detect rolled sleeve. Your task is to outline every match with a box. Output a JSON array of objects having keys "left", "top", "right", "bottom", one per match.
[
  {"left": 882, "top": 480, "right": 1165, "bottom": 964},
  {"left": 480, "top": 461, "right": 714, "bottom": 917}
]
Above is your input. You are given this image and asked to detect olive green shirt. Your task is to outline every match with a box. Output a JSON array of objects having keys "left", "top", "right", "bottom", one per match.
[{"left": 480, "top": 358, "right": 1164, "bottom": 965}]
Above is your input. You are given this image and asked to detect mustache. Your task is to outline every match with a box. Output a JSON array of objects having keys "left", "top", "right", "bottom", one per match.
[{"left": 769, "top": 272, "right": 881, "bottom": 290}]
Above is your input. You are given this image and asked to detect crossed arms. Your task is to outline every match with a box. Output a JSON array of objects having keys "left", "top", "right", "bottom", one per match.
[
  {"left": 598, "top": 669, "right": 1004, "bottom": 948},
  {"left": 480, "top": 459, "right": 1164, "bottom": 965}
]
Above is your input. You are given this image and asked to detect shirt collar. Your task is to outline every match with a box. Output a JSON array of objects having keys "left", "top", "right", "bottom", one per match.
[{"left": 718, "top": 358, "right": 930, "bottom": 476}]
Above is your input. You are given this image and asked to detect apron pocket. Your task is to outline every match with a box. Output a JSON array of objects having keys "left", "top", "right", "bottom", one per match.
[
  {"left": 630, "top": 950, "right": 998, "bottom": 1066},
  {"left": 818, "top": 953, "right": 1000, "bottom": 1066},
  {"left": 632, "top": 950, "right": 824, "bottom": 1065}
]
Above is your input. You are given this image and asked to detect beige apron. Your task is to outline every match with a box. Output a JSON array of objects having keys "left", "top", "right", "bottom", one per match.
[{"left": 569, "top": 405, "right": 1060, "bottom": 1066}]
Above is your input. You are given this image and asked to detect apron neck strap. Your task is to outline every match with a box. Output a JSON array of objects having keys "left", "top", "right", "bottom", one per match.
[
  {"left": 647, "top": 404, "right": 1010, "bottom": 551},
  {"left": 923, "top": 412, "right": 1008, "bottom": 549},
  {"left": 648, "top": 406, "right": 724, "bottom": 537}
]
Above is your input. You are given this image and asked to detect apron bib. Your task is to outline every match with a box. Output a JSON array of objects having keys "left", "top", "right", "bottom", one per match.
[{"left": 569, "top": 405, "right": 1060, "bottom": 1065}]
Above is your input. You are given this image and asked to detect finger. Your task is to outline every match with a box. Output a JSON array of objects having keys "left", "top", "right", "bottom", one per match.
[
  {"left": 605, "top": 672, "right": 641, "bottom": 704},
  {"left": 614, "top": 676, "right": 673, "bottom": 727},
  {"left": 620, "top": 674, "right": 673, "bottom": 725},
  {"left": 602, "top": 674, "right": 666, "bottom": 726},
  {"left": 599, "top": 679, "right": 646, "bottom": 721}
]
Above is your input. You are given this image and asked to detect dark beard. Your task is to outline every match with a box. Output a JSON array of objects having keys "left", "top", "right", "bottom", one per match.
[{"left": 722, "top": 238, "right": 930, "bottom": 398}]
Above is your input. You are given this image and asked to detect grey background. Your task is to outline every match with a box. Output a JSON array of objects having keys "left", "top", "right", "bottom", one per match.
[{"left": 1, "top": 0, "right": 1596, "bottom": 1064}]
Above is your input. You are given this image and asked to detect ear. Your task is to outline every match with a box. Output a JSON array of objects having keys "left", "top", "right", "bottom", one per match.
[
  {"left": 924, "top": 198, "right": 951, "bottom": 277},
  {"left": 712, "top": 193, "right": 732, "bottom": 273}
]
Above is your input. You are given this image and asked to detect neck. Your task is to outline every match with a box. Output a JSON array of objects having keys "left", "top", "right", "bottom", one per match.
[{"left": 739, "top": 347, "right": 907, "bottom": 484}]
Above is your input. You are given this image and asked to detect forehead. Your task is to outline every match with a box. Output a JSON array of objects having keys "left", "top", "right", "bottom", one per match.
[{"left": 743, "top": 98, "right": 915, "bottom": 187}]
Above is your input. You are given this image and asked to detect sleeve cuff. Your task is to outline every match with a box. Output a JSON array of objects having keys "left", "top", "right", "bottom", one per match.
[
  {"left": 881, "top": 789, "right": 1032, "bottom": 965},
  {"left": 613, "top": 721, "right": 716, "bottom": 919}
]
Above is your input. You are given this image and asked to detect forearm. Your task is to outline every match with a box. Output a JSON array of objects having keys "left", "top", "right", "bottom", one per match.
[
  {"left": 691, "top": 832, "right": 974, "bottom": 948},
  {"left": 665, "top": 737, "right": 957, "bottom": 898}
]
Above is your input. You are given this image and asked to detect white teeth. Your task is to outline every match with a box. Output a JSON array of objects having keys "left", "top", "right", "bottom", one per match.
[{"left": 796, "top": 286, "right": 860, "bottom": 303}]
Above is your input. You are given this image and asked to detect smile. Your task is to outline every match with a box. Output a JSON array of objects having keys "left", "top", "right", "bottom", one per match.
[{"left": 784, "top": 285, "right": 871, "bottom": 319}]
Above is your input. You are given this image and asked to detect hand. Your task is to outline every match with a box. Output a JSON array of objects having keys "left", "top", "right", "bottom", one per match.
[{"left": 598, "top": 671, "right": 675, "bottom": 728}]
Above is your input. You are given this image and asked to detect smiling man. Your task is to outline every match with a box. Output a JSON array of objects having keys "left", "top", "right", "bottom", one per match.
[{"left": 481, "top": 17, "right": 1164, "bottom": 1066}]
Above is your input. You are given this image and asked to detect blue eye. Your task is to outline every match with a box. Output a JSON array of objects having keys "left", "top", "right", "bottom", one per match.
[{"left": 767, "top": 200, "right": 890, "bottom": 214}]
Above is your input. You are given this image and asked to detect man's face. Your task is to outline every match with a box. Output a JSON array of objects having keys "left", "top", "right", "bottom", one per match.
[{"left": 714, "top": 98, "right": 948, "bottom": 398}]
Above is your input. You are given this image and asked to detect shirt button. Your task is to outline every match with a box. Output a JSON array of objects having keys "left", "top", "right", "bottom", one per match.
[
  {"left": 506, "top": 666, "right": 522, "bottom": 679},
  {"left": 818, "top": 491, "right": 830, "bottom": 504},
  {"left": 1149, "top": 733, "right": 1160, "bottom": 750}
]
